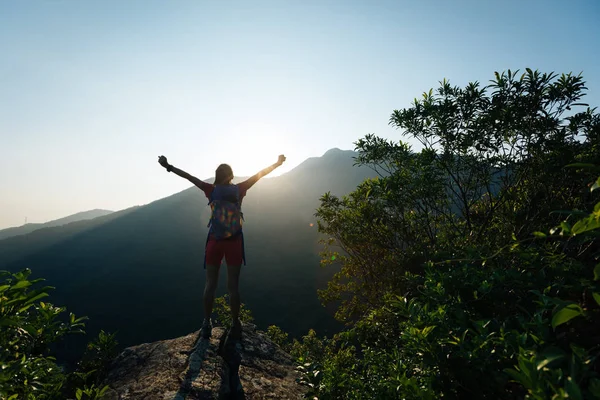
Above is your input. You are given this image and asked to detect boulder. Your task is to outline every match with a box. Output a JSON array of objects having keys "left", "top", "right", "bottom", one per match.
[{"left": 102, "top": 323, "right": 307, "bottom": 400}]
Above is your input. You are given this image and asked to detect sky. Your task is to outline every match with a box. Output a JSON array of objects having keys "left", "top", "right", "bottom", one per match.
[{"left": 1, "top": 0, "right": 599, "bottom": 229}]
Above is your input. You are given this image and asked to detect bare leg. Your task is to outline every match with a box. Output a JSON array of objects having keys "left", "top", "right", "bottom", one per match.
[
  {"left": 226, "top": 264, "right": 242, "bottom": 323},
  {"left": 204, "top": 265, "right": 220, "bottom": 319}
]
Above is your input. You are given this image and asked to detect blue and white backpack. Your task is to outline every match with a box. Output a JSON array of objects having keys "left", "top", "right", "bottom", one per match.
[{"left": 207, "top": 184, "right": 244, "bottom": 240}]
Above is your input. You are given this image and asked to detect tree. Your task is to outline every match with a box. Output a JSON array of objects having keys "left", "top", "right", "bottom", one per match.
[
  {"left": 302, "top": 70, "right": 600, "bottom": 398},
  {"left": 316, "top": 69, "right": 600, "bottom": 323}
]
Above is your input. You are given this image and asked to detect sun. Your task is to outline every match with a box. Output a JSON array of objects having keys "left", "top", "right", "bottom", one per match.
[{"left": 226, "top": 122, "right": 290, "bottom": 178}]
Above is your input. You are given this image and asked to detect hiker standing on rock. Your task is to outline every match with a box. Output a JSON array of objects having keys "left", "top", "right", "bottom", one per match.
[{"left": 158, "top": 154, "right": 286, "bottom": 340}]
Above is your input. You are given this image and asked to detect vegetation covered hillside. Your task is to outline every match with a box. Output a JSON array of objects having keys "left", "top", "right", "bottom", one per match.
[
  {"left": 0, "top": 149, "right": 375, "bottom": 364},
  {"left": 285, "top": 69, "right": 600, "bottom": 399}
]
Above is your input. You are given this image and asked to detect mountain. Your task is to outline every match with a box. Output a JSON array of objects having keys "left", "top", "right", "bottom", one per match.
[
  {"left": 0, "top": 149, "right": 376, "bottom": 364},
  {"left": 0, "top": 207, "right": 139, "bottom": 267},
  {"left": 0, "top": 209, "right": 114, "bottom": 240}
]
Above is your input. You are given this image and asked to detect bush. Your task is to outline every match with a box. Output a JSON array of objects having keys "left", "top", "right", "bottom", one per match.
[
  {"left": 0, "top": 269, "right": 117, "bottom": 399},
  {"left": 213, "top": 294, "right": 254, "bottom": 329},
  {"left": 267, "top": 325, "right": 290, "bottom": 351}
]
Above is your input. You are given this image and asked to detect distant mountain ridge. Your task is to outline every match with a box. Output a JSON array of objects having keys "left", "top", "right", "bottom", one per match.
[
  {"left": 0, "top": 148, "right": 375, "bottom": 364},
  {"left": 0, "top": 209, "right": 114, "bottom": 240}
]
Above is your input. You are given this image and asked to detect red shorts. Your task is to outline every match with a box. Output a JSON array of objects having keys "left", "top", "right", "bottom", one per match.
[{"left": 205, "top": 236, "right": 244, "bottom": 266}]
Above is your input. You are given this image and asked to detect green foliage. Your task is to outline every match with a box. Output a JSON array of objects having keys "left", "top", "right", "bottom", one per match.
[
  {"left": 307, "top": 70, "right": 600, "bottom": 399},
  {"left": 317, "top": 69, "right": 599, "bottom": 323},
  {"left": 290, "top": 329, "right": 331, "bottom": 364},
  {"left": 67, "top": 330, "right": 119, "bottom": 392},
  {"left": 291, "top": 329, "right": 337, "bottom": 398},
  {"left": 78, "top": 330, "right": 118, "bottom": 373},
  {"left": 267, "top": 325, "right": 290, "bottom": 352},
  {"left": 213, "top": 294, "right": 254, "bottom": 329},
  {"left": 74, "top": 384, "right": 109, "bottom": 400},
  {"left": 0, "top": 269, "right": 115, "bottom": 399},
  {"left": 0, "top": 269, "right": 85, "bottom": 399}
]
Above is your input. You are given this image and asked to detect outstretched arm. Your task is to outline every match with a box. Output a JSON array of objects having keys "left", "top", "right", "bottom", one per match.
[
  {"left": 243, "top": 154, "right": 286, "bottom": 189},
  {"left": 158, "top": 155, "right": 210, "bottom": 190}
]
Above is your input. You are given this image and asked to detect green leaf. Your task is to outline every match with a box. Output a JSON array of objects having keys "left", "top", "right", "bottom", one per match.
[
  {"left": 17, "top": 304, "right": 34, "bottom": 313},
  {"left": 565, "top": 376, "right": 583, "bottom": 400},
  {"left": 565, "top": 163, "right": 599, "bottom": 170},
  {"left": 517, "top": 355, "right": 535, "bottom": 383},
  {"left": 589, "top": 378, "right": 600, "bottom": 397},
  {"left": 550, "top": 210, "right": 589, "bottom": 217},
  {"left": 552, "top": 304, "right": 584, "bottom": 328},
  {"left": 422, "top": 326, "right": 436, "bottom": 337},
  {"left": 0, "top": 317, "right": 20, "bottom": 327},
  {"left": 572, "top": 217, "right": 600, "bottom": 235},
  {"left": 593, "top": 293, "right": 600, "bottom": 307},
  {"left": 21, "top": 323, "right": 37, "bottom": 337},
  {"left": 504, "top": 368, "right": 530, "bottom": 387},
  {"left": 595, "top": 264, "right": 600, "bottom": 281},
  {"left": 8, "top": 280, "right": 32, "bottom": 290},
  {"left": 24, "top": 292, "right": 49, "bottom": 305},
  {"left": 532, "top": 231, "right": 546, "bottom": 238},
  {"left": 591, "top": 177, "right": 600, "bottom": 192},
  {"left": 537, "top": 346, "right": 566, "bottom": 370}
]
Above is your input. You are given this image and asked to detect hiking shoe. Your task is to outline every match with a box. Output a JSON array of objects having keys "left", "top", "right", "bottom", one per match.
[
  {"left": 201, "top": 318, "right": 212, "bottom": 339},
  {"left": 229, "top": 319, "right": 242, "bottom": 341}
]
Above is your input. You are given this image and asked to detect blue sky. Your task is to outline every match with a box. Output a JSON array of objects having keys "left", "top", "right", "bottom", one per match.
[{"left": 1, "top": 0, "right": 599, "bottom": 229}]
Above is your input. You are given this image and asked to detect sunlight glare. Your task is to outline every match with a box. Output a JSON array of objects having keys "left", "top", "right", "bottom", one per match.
[{"left": 227, "top": 121, "right": 290, "bottom": 177}]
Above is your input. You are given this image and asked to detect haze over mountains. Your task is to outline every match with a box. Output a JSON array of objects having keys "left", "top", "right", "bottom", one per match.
[
  {"left": 0, "top": 209, "right": 113, "bottom": 240},
  {"left": 0, "top": 148, "right": 376, "bottom": 362}
]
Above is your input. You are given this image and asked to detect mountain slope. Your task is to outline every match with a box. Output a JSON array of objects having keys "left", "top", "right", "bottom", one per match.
[
  {"left": 0, "top": 149, "right": 375, "bottom": 363},
  {"left": 0, "top": 207, "right": 139, "bottom": 266},
  {"left": 0, "top": 209, "right": 114, "bottom": 240}
]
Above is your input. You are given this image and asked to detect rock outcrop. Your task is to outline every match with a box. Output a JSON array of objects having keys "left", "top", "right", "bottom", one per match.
[{"left": 102, "top": 324, "right": 307, "bottom": 400}]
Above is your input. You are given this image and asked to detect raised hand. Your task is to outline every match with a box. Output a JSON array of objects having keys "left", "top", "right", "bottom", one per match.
[
  {"left": 158, "top": 155, "right": 169, "bottom": 168},
  {"left": 277, "top": 154, "right": 286, "bottom": 166}
]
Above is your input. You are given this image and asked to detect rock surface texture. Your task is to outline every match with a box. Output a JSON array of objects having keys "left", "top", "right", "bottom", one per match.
[{"left": 102, "top": 324, "right": 307, "bottom": 400}]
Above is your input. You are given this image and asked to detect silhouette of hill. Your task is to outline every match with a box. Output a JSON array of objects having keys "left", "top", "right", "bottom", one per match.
[
  {"left": 0, "top": 209, "right": 114, "bottom": 240},
  {"left": 0, "top": 149, "right": 375, "bottom": 363},
  {"left": 0, "top": 207, "right": 139, "bottom": 266}
]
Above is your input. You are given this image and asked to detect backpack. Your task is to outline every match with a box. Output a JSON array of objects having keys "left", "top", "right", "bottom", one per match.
[{"left": 207, "top": 184, "right": 244, "bottom": 240}]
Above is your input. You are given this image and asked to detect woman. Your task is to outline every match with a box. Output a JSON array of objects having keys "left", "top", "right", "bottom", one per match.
[{"left": 157, "top": 154, "right": 286, "bottom": 340}]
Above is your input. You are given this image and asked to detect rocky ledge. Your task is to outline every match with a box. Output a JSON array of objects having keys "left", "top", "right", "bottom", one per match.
[{"left": 102, "top": 324, "right": 307, "bottom": 400}]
